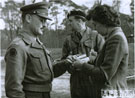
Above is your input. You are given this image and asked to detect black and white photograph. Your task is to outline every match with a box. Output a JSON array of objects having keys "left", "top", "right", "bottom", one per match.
[{"left": 0, "top": 0, "right": 134, "bottom": 98}]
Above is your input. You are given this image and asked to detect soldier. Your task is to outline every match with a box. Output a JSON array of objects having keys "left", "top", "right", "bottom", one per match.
[
  {"left": 61, "top": 10, "right": 105, "bottom": 98},
  {"left": 4, "top": 2, "right": 70, "bottom": 98},
  {"left": 73, "top": 5, "right": 129, "bottom": 98}
]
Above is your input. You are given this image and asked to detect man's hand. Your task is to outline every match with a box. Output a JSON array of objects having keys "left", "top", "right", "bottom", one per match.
[
  {"left": 89, "top": 49, "right": 97, "bottom": 64},
  {"left": 67, "top": 55, "right": 80, "bottom": 62},
  {"left": 90, "top": 49, "right": 97, "bottom": 56}
]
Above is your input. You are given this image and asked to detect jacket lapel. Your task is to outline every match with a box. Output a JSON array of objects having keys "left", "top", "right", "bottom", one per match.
[
  {"left": 71, "top": 31, "right": 82, "bottom": 43},
  {"left": 19, "top": 32, "right": 43, "bottom": 49},
  {"left": 81, "top": 27, "right": 91, "bottom": 43},
  {"left": 31, "top": 42, "right": 43, "bottom": 49},
  {"left": 81, "top": 27, "right": 93, "bottom": 48}
]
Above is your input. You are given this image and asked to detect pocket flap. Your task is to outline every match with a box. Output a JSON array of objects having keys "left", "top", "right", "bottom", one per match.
[
  {"left": 45, "top": 49, "right": 50, "bottom": 55},
  {"left": 30, "top": 53, "right": 42, "bottom": 58},
  {"left": 84, "top": 40, "right": 92, "bottom": 48}
]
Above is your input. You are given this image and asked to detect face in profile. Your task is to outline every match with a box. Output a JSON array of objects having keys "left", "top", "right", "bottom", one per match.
[
  {"left": 92, "top": 21, "right": 107, "bottom": 36},
  {"left": 30, "top": 14, "right": 46, "bottom": 36},
  {"left": 86, "top": 19, "right": 95, "bottom": 30}
]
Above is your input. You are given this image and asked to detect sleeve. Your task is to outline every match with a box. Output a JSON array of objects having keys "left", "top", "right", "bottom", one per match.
[
  {"left": 83, "top": 36, "right": 124, "bottom": 85},
  {"left": 96, "top": 34, "right": 105, "bottom": 53},
  {"left": 53, "top": 60, "right": 71, "bottom": 78},
  {"left": 82, "top": 63, "right": 106, "bottom": 85},
  {"left": 99, "top": 36, "right": 124, "bottom": 81},
  {"left": 53, "top": 37, "right": 71, "bottom": 77},
  {"left": 5, "top": 45, "right": 27, "bottom": 98}
]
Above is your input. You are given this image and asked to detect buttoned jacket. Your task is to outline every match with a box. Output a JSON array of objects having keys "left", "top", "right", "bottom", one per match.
[{"left": 5, "top": 31, "right": 53, "bottom": 98}]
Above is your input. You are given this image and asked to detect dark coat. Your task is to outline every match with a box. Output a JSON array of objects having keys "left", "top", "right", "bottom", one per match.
[
  {"left": 83, "top": 27, "right": 129, "bottom": 98},
  {"left": 5, "top": 31, "right": 53, "bottom": 98},
  {"left": 62, "top": 27, "right": 105, "bottom": 98}
]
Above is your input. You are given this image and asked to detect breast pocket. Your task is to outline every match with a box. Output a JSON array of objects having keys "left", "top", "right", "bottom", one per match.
[
  {"left": 84, "top": 40, "right": 93, "bottom": 48},
  {"left": 30, "top": 52, "right": 45, "bottom": 72},
  {"left": 45, "top": 50, "right": 53, "bottom": 70}
]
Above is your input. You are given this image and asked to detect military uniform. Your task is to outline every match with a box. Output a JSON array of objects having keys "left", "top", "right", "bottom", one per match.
[
  {"left": 5, "top": 31, "right": 69, "bottom": 98},
  {"left": 62, "top": 27, "right": 105, "bottom": 98},
  {"left": 5, "top": 30, "right": 54, "bottom": 98},
  {"left": 4, "top": 2, "right": 69, "bottom": 98}
]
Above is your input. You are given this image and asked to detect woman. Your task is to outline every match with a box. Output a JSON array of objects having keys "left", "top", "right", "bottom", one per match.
[{"left": 73, "top": 5, "right": 129, "bottom": 98}]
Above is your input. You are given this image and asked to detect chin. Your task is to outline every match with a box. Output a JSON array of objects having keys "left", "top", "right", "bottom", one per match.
[
  {"left": 38, "top": 30, "right": 43, "bottom": 35},
  {"left": 40, "top": 31, "right": 43, "bottom": 35}
]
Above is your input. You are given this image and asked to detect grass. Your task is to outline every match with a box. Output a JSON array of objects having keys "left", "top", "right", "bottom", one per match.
[{"left": 51, "top": 72, "right": 71, "bottom": 98}]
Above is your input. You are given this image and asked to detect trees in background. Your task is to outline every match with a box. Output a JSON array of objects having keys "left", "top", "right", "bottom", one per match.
[
  {"left": 1, "top": 1, "right": 23, "bottom": 48},
  {"left": 112, "top": 0, "right": 134, "bottom": 43},
  {"left": 1, "top": 1, "right": 23, "bottom": 42},
  {"left": 1, "top": 0, "right": 134, "bottom": 49},
  {"left": 1, "top": 0, "right": 85, "bottom": 48}
]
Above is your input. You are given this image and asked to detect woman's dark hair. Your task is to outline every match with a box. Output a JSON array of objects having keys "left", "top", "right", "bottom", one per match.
[
  {"left": 91, "top": 4, "right": 121, "bottom": 27},
  {"left": 86, "top": 9, "right": 93, "bottom": 21}
]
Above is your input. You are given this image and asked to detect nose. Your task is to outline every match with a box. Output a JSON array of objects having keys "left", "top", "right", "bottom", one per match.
[
  {"left": 40, "top": 18, "right": 46, "bottom": 27},
  {"left": 42, "top": 22, "right": 46, "bottom": 27},
  {"left": 42, "top": 20, "right": 47, "bottom": 28}
]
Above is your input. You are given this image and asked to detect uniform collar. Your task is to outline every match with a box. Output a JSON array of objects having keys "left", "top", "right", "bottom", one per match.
[
  {"left": 71, "top": 27, "right": 92, "bottom": 44},
  {"left": 71, "top": 31, "right": 82, "bottom": 44},
  {"left": 36, "top": 37, "right": 43, "bottom": 45},
  {"left": 81, "top": 27, "right": 92, "bottom": 42},
  {"left": 19, "top": 30, "right": 43, "bottom": 49}
]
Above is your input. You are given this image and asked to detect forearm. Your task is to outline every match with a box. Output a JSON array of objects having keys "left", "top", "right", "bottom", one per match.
[
  {"left": 82, "top": 63, "right": 106, "bottom": 84},
  {"left": 53, "top": 60, "right": 71, "bottom": 77},
  {"left": 5, "top": 62, "right": 25, "bottom": 98}
]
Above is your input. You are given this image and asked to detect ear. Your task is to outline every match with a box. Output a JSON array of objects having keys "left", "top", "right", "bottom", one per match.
[{"left": 25, "top": 14, "right": 32, "bottom": 24}]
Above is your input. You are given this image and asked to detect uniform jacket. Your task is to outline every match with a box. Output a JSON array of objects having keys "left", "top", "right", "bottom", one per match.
[
  {"left": 62, "top": 27, "right": 105, "bottom": 58},
  {"left": 5, "top": 31, "right": 53, "bottom": 98},
  {"left": 83, "top": 27, "right": 129, "bottom": 98},
  {"left": 61, "top": 27, "right": 105, "bottom": 98}
]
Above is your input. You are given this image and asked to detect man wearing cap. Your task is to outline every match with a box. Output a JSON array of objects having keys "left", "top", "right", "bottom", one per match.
[
  {"left": 4, "top": 2, "right": 70, "bottom": 98},
  {"left": 61, "top": 10, "right": 105, "bottom": 98}
]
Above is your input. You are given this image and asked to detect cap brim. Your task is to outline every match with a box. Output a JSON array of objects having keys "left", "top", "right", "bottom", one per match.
[{"left": 38, "top": 14, "right": 52, "bottom": 21}]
